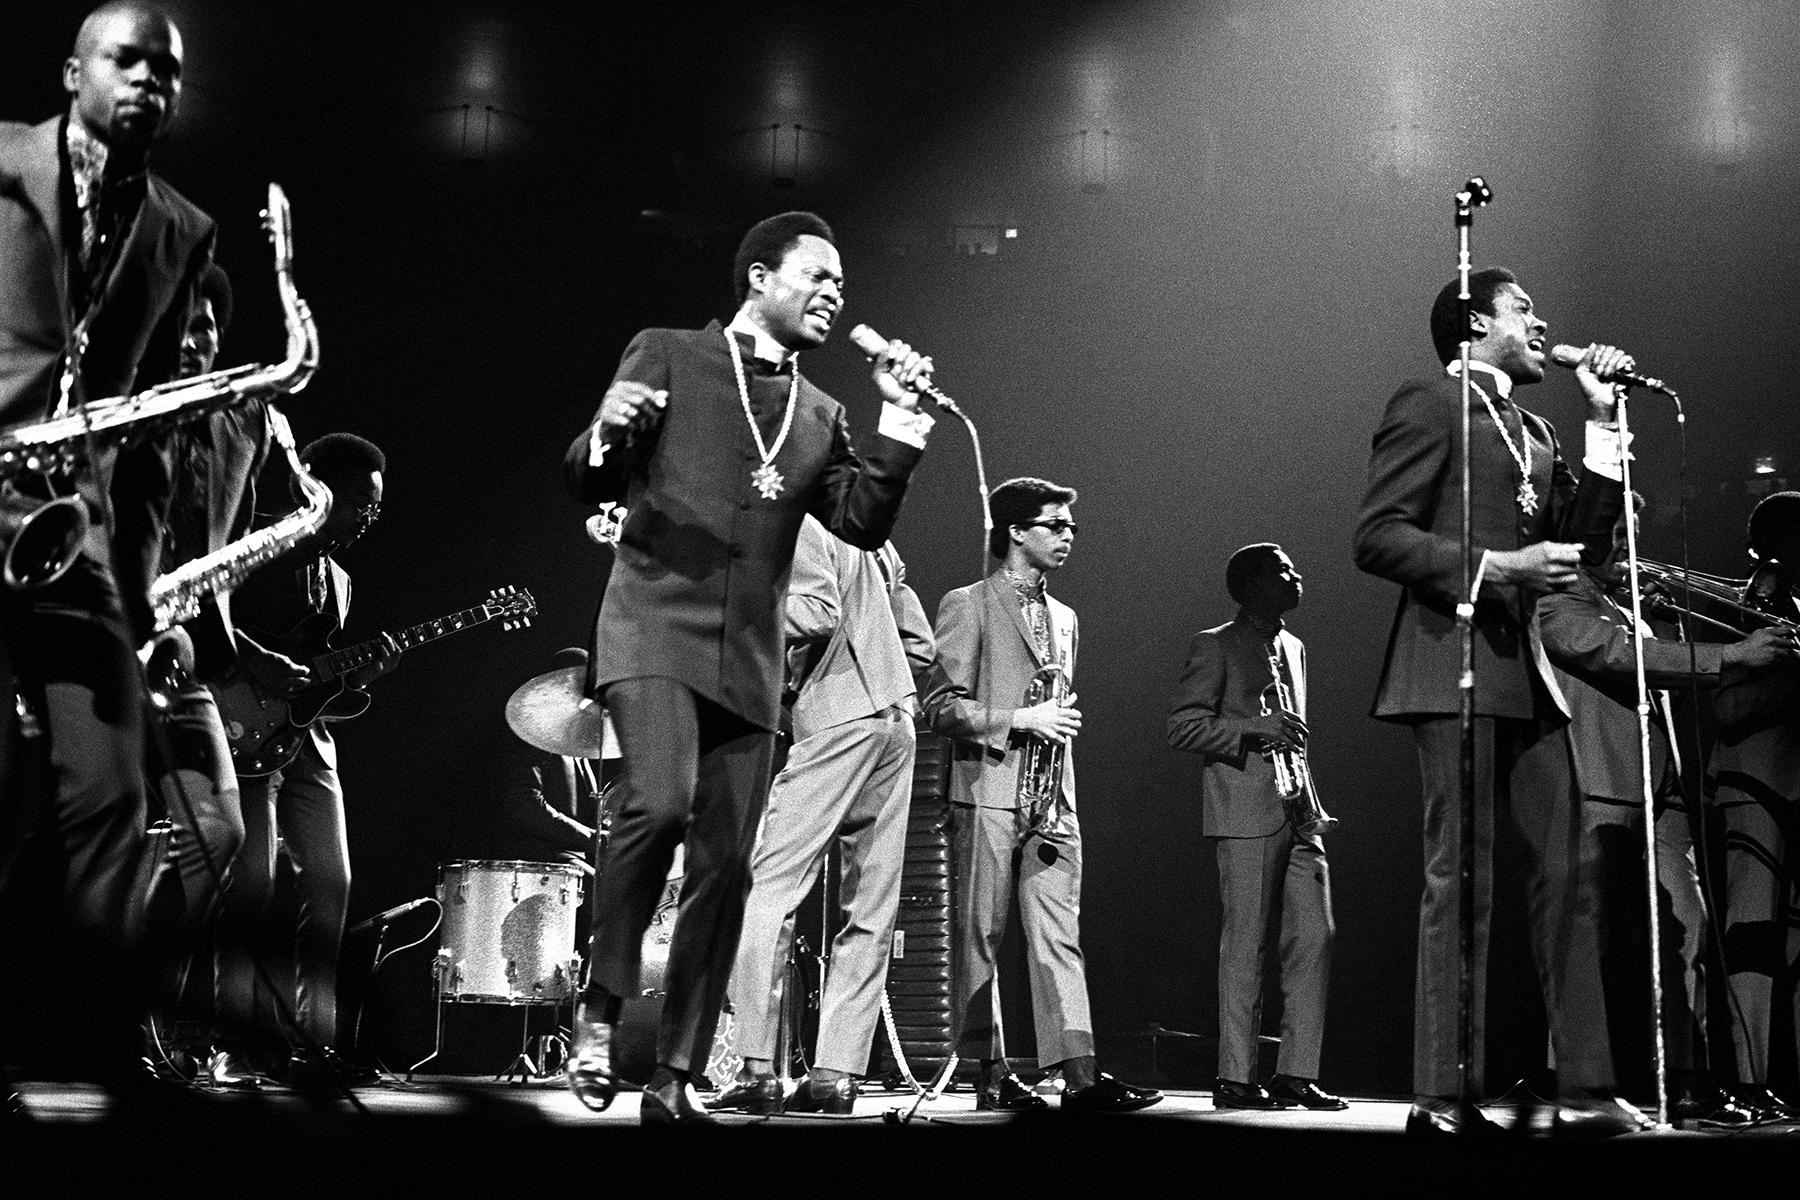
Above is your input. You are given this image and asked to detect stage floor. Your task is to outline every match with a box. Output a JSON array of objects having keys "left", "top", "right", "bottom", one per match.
[{"left": 11, "top": 1076, "right": 1800, "bottom": 1191}]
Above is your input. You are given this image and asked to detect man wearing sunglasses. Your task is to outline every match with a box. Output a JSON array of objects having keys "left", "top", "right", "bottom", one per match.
[{"left": 923, "top": 476, "right": 1161, "bottom": 1113}]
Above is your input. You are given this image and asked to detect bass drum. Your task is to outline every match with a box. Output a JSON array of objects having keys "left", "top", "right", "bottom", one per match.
[{"left": 612, "top": 848, "right": 743, "bottom": 1089}]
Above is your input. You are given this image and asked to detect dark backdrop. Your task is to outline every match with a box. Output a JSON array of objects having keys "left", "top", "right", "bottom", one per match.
[{"left": 8, "top": 0, "right": 1796, "bottom": 1095}]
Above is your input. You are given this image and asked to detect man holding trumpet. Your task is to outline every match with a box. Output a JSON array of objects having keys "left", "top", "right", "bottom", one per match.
[{"left": 923, "top": 476, "right": 1161, "bottom": 1113}]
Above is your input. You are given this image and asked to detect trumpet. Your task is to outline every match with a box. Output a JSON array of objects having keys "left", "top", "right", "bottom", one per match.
[
  {"left": 1016, "top": 662, "right": 1075, "bottom": 845},
  {"left": 0, "top": 183, "right": 318, "bottom": 592},
  {"left": 1262, "top": 645, "right": 1335, "bottom": 837}
]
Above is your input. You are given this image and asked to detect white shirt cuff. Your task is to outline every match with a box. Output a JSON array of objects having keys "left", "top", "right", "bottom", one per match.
[
  {"left": 587, "top": 423, "right": 610, "bottom": 468},
  {"left": 1582, "top": 419, "right": 1629, "bottom": 482},
  {"left": 878, "top": 402, "right": 933, "bottom": 450}
]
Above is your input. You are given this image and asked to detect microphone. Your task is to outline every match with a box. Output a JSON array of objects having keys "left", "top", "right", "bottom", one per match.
[
  {"left": 348, "top": 896, "right": 433, "bottom": 936},
  {"left": 1549, "top": 344, "right": 1674, "bottom": 395},
  {"left": 847, "top": 324, "right": 965, "bottom": 417}
]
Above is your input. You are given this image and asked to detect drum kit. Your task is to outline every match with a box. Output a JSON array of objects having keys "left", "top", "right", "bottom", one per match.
[{"left": 419, "top": 664, "right": 738, "bottom": 1088}]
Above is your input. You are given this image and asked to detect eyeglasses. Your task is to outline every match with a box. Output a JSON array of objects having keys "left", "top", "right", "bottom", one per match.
[{"left": 1020, "top": 519, "right": 1078, "bottom": 536}]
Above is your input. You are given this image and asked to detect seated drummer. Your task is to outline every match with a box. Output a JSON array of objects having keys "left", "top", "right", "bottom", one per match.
[{"left": 477, "top": 647, "right": 613, "bottom": 872}]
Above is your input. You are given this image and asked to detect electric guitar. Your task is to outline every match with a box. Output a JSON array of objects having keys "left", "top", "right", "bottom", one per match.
[{"left": 213, "top": 585, "right": 536, "bottom": 777}]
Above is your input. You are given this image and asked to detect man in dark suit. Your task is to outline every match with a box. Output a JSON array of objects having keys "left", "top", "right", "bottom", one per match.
[
  {"left": 1536, "top": 496, "right": 1794, "bottom": 1126},
  {"left": 1352, "top": 267, "right": 1634, "bottom": 1135},
  {"left": 710, "top": 515, "right": 934, "bottom": 1115},
  {"left": 0, "top": 2, "right": 214, "bottom": 1090},
  {"left": 561, "top": 211, "right": 937, "bottom": 1123},
  {"left": 1168, "top": 543, "right": 1344, "bottom": 1112},
  {"left": 923, "top": 477, "right": 1161, "bottom": 1113}
]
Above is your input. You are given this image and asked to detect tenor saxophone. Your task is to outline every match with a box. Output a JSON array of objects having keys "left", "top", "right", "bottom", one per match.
[
  {"left": 147, "top": 406, "right": 330, "bottom": 632},
  {"left": 0, "top": 183, "right": 319, "bottom": 591}
]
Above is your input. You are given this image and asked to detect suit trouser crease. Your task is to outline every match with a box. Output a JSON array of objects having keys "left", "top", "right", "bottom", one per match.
[
  {"left": 1214, "top": 826, "right": 1334, "bottom": 1082},
  {"left": 584, "top": 676, "right": 775, "bottom": 1073},
  {"left": 950, "top": 802, "right": 1094, "bottom": 1067},
  {"left": 731, "top": 708, "right": 914, "bottom": 1073},
  {"left": 1412, "top": 715, "right": 1613, "bottom": 1097}
]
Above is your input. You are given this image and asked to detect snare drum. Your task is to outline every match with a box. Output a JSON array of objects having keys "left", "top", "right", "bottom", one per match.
[{"left": 434, "top": 859, "right": 584, "bottom": 1004}]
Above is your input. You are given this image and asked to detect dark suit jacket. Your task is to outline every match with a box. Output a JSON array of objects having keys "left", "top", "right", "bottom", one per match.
[
  {"left": 0, "top": 116, "right": 215, "bottom": 634},
  {"left": 1536, "top": 571, "right": 1724, "bottom": 802},
  {"left": 923, "top": 571, "right": 1078, "bottom": 812},
  {"left": 563, "top": 322, "right": 922, "bottom": 732},
  {"left": 1167, "top": 613, "right": 1314, "bottom": 838},
  {"left": 1352, "top": 372, "right": 1621, "bottom": 722},
  {"left": 480, "top": 738, "right": 600, "bottom": 865}
]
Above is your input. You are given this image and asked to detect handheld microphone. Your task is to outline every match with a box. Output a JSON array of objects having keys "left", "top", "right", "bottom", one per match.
[
  {"left": 847, "top": 324, "right": 965, "bottom": 417},
  {"left": 1549, "top": 344, "right": 1674, "bottom": 396},
  {"left": 348, "top": 896, "right": 433, "bottom": 936}
]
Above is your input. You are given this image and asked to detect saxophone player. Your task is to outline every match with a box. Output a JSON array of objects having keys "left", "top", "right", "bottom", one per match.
[
  {"left": 922, "top": 476, "right": 1161, "bottom": 1112},
  {"left": 0, "top": 3, "right": 216, "bottom": 1098},
  {"left": 1168, "top": 543, "right": 1345, "bottom": 1111}
]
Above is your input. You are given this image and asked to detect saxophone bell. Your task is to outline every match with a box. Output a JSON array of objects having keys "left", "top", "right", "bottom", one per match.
[{"left": 0, "top": 488, "right": 88, "bottom": 591}]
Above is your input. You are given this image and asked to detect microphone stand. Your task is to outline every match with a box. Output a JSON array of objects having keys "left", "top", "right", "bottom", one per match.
[
  {"left": 1451, "top": 177, "right": 1492, "bottom": 1126},
  {"left": 918, "top": 382, "right": 991, "bottom": 578},
  {"left": 1613, "top": 383, "right": 1671, "bottom": 1129}
]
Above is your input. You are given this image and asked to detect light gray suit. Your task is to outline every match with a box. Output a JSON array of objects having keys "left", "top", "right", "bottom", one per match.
[
  {"left": 923, "top": 572, "right": 1093, "bottom": 1068},
  {"left": 729, "top": 516, "right": 934, "bottom": 1074}
]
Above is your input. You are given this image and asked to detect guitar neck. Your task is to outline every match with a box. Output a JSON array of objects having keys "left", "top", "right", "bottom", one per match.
[{"left": 311, "top": 603, "right": 498, "bottom": 683}]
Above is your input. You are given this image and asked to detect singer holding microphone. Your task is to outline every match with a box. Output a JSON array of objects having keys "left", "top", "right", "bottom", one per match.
[
  {"left": 1353, "top": 267, "right": 1640, "bottom": 1136},
  {"left": 560, "top": 211, "right": 937, "bottom": 1124}
]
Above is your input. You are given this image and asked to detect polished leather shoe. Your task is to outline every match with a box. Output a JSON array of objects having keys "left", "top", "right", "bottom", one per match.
[
  {"left": 1405, "top": 1099, "right": 1503, "bottom": 1137},
  {"left": 976, "top": 1072, "right": 1050, "bottom": 1112},
  {"left": 206, "top": 1049, "right": 270, "bottom": 1090},
  {"left": 706, "top": 1073, "right": 785, "bottom": 1114},
  {"left": 1726, "top": 1083, "right": 1800, "bottom": 1122},
  {"left": 1675, "top": 1087, "right": 1759, "bottom": 1129},
  {"left": 783, "top": 1074, "right": 859, "bottom": 1115},
  {"left": 1268, "top": 1075, "right": 1348, "bottom": 1111},
  {"left": 1213, "top": 1077, "right": 1291, "bottom": 1110},
  {"left": 641, "top": 1079, "right": 718, "bottom": 1126},
  {"left": 565, "top": 998, "right": 618, "bottom": 1113},
  {"left": 1551, "top": 1097, "right": 1644, "bottom": 1138},
  {"left": 1062, "top": 1072, "right": 1163, "bottom": 1113}
]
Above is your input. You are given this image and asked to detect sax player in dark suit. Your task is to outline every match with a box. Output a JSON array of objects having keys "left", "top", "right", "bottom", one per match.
[
  {"left": 1168, "top": 543, "right": 1344, "bottom": 1111},
  {"left": 0, "top": 3, "right": 215, "bottom": 1092}
]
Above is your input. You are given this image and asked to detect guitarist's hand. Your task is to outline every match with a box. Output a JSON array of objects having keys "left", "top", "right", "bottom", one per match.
[
  {"left": 239, "top": 638, "right": 311, "bottom": 697},
  {"left": 345, "top": 633, "right": 403, "bottom": 689}
]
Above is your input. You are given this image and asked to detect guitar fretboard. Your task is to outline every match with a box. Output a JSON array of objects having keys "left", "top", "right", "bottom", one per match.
[{"left": 311, "top": 598, "right": 522, "bottom": 682}]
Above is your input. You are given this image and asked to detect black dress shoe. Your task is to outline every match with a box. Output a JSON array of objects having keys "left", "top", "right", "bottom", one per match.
[
  {"left": 1726, "top": 1083, "right": 1800, "bottom": 1122},
  {"left": 977, "top": 1072, "right": 1049, "bottom": 1112},
  {"left": 565, "top": 998, "right": 618, "bottom": 1113},
  {"left": 641, "top": 1079, "right": 718, "bottom": 1126},
  {"left": 783, "top": 1074, "right": 859, "bottom": 1115},
  {"left": 1405, "top": 1099, "right": 1503, "bottom": 1137},
  {"left": 1213, "top": 1077, "right": 1291, "bottom": 1110},
  {"left": 1675, "top": 1087, "right": 1759, "bottom": 1129},
  {"left": 1268, "top": 1075, "right": 1348, "bottom": 1111},
  {"left": 1551, "top": 1097, "right": 1645, "bottom": 1138},
  {"left": 1062, "top": 1072, "right": 1163, "bottom": 1113},
  {"left": 706, "top": 1073, "right": 785, "bottom": 1114}
]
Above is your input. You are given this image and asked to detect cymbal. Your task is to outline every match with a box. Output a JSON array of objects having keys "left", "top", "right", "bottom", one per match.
[{"left": 505, "top": 666, "right": 620, "bottom": 759}]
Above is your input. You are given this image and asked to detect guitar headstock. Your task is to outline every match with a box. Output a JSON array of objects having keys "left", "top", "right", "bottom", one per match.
[
  {"left": 487, "top": 586, "right": 537, "bottom": 631},
  {"left": 260, "top": 183, "right": 294, "bottom": 273}
]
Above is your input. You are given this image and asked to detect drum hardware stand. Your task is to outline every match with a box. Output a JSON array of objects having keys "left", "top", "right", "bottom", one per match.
[{"left": 408, "top": 952, "right": 453, "bottom": 1080}]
